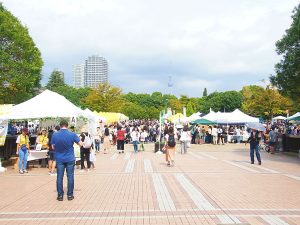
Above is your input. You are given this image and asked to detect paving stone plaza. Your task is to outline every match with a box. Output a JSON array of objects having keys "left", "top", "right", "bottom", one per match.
[{"left": 0, "top": 143, "right": 299, "bottom": 225}]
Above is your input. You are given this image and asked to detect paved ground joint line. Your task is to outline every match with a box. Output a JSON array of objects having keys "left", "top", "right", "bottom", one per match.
[
  {"left": 110, "top": 153, "right": 118, "bottom": 160},
  {"left": 223, "top": 160, "right": 260, "bottom": 173},
  {"left": 144, "top": 159, "right": 153, "bottom": 173},
  {"left": 261, "top": 215, "right": 290, "bottom": 225},
  {"left": 125, "top": 159, "right": 135, "bottom": 173},
  {"left": 174, "top": 173, "right": 216, "bottom": 210},
  {"left": 151, "top": 173, "right": 176, "bottom": 211},
  {"left": 198, "top": 152, "right": 218, "bottom": 160},
  {"left": 285, "top": 174, "right": 300, "bottom": 181}
]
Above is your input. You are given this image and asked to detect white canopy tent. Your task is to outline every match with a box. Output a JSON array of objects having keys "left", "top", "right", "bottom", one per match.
[
  {"left": 0, "top": 90, "right": 85, "bottom": 120},
  {"left": 188, "top": 112, "right": 202, "bottom": 122},
  {"left": 272, "top": 115, "right": 286, "bottom": 120},
  {"left": 202, "top": 109, "right": 259, "bottom": 124}
]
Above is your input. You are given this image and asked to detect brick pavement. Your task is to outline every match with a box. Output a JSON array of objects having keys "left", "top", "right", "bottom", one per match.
[{"left": 0, "top": 143, "right": 300, "bottom": 225}]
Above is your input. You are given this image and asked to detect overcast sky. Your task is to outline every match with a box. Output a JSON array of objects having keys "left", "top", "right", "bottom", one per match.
[{"left": 2, "top": 0, "right": 299, "bottom": 97}]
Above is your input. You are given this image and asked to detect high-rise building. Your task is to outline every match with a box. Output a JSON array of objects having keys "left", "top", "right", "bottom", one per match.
[
  {"left": 84, "top": 55, "right": 108, "bottom": 88},
  {"left": 72, "top": 64, "right": 85, "bottom": 88}
]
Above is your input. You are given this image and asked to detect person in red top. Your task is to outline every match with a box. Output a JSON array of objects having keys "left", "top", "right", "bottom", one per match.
[{"left": 117, "top": 126, "right": 126, "bottom": 153}]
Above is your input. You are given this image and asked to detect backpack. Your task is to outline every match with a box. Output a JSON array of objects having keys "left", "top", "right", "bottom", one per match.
[
  {"left": 83, "top": 133, "right": 93, "bottom": 148},
  {"left": 168, "top": 134, "right": 176, "bottom": 147}
]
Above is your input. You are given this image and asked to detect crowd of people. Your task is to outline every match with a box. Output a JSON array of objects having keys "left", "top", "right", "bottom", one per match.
[{"left": 11, "top": 117, "right": 299, "bottom": 202}]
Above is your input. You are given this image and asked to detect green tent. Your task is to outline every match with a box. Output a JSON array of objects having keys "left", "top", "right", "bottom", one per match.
[
  {"left": 287, "top": 112, "right": 300, "bottom": 121},
  {"left": 190, "top": 118, "right": 216, "bottom": 125}
]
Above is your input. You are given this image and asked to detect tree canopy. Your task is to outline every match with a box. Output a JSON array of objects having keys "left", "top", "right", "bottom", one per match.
[
  {"left": 241, "top": 85, "right": 292, "bottom": 118},
  {"left": 83, "top": 83, "right": 125, "bottom": 112},
  {"left": 0, "top": 3, "right": 43, "bottom": 104},
  {"left": 270, "top": 3, "right": 300, "bottom": 107},
  {"left": 46, "top": 70, "right": 65, "bottom": 90}
]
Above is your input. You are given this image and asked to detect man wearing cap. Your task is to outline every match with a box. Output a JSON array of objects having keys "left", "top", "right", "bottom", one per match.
[
  {"left": 246, "top": 128, "right": 262, "bottom": 165},
  {"left": 16, "top": 128, "right": 30, "bottom": 174},
  {"left": 51, "top": 120, "right": 83, "bottom": 201}
]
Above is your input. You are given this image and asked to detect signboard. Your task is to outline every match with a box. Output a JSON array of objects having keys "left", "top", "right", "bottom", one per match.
[{"left": 0, "top": 119, "right": 8, "bottom": 146}]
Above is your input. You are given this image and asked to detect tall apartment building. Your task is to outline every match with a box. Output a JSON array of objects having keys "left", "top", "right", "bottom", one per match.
[
  {"left": 72, "top": 64, "right": 85, "bottom": 88},
  {"left": 85, "top": 55, "right": 108, "bottom": 88},
  {"left": 72, "top": 55, "right": 108, "bottom": 88}
]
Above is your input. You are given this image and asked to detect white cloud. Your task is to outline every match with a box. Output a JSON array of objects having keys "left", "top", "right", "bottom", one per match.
[{"left": 2, "top": 0, "right": 299, "bottom": 96}]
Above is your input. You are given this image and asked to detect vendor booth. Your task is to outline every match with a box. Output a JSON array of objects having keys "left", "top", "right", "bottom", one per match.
[
  {"left": 97, "top": 112, "right": 129, "bottom": 123},
  {"left": 0, "top": 90, "right": 88, "bottom": 164}
]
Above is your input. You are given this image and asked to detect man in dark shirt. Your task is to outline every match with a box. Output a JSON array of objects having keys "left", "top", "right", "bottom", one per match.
[
  {"left": 246, "top": 128, "right": 262, "bottom": 165},
  {"left": 51, "top": 120, "right": 82, "bottom": 201}
]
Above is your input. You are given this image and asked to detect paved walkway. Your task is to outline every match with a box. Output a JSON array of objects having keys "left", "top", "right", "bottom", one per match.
[{"left": 0, "top": 143, "right": 300, "bottom": 225}]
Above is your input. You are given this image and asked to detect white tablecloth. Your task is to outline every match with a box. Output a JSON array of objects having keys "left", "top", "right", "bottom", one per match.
[{"left": 27, "top": 150, "right": 48, "bottom": 161}]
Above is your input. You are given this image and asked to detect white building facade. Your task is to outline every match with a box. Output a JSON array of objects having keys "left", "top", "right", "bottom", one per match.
[
  {"left": 72, "top": 64, "right": 85, "bottom": 88},
  {"left": 84, "top": 55, "right": 108, "bottom": 88},
  {"left": 72, "top": 55, "right": 108, "bottom": 88}
]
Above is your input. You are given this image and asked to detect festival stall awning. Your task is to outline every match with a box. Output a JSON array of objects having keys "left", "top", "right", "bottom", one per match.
[
  {"left": 0, "top": 90, "right": 85, "bottom": 120},
  {"left": 188, "top": 112, "right": 203, "bottom": 122},
  {"left": 167, "top": 113, "right": 188, "bottom": 124},
  {"left": 287, "top": 112, "right": 300, "bottom": 121},
  {"left": 0, "top": 104, "right": 13, "bottom": 116},
  {"left": 97, "top": 112, "right": 129, "bottom": 123},
  {"left": 273, "top": 115, "right": 286, "bottom": 120},
  {"left": 202, "top": 109, "right": 259, "bottom": 124},
  {"left": 190, "top": 118, "right": 216, "bottom": 125}
]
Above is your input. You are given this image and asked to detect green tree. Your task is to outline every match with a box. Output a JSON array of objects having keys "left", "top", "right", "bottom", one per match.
[
  {"left": 169, "top": 99, "right": 182, "bottom": 113},
  {"left": 203, "top": 88, "right": 208, "bottom": 97},
  {"left": 241, "top": 85, "right": 292, "bottom": 118},
  {"left": 270, "top": 4, "right": 300, "bottom": 105},
  {"left": 179, "top": 95, "right": 189, "bottom": 109},
  {"left": 84, "top": 83, "right": 125, "bottom": 112},
  {"left": 46, "top": 70, "right": 65, "bottom": 90},
  {"left": 52, "top": 85, "right": 91, "bottom": 109},
  {"left": 0, "top": 3, "right": 43, "bottom": 104},
  {"left": 199, "top": 91, "right": 243, "bottom": 113}
]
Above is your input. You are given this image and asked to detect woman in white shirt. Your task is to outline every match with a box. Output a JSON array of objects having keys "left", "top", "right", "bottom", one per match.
[
  {"left": 131, "top": 127, "right": 140, "bottom": 153},
  {"left": 180, "top": 125, "right": 191, "bottom": 154}
]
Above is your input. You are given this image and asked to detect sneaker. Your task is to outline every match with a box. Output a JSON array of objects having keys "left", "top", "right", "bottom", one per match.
[
  {"left": 67, "top": 196, "right": 74, "bottom": 201},
  {"left": 57, "top": 196, "right": 63, "bottom": 201},
  {"left": 50, "top": 172, "right": 57, "bottom": 176},
  {"left": 19, "top": 170, "right": 24, "bottom": 174},
  {"left": 251, "top": 162, "right": 254, "bottom": 164},
  {"left": 23, "top": 170, "right": 28, "bottom": 173},
  {"left": 258, "top": 162, "right": 261, "bottom": 165}
]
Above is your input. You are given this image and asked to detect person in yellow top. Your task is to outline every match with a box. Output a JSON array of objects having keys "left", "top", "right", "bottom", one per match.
[
  {"left": 16, "top": 128, "right": 30, "bottom": 174},
  {"left": 36, "top": 128, "right": 49, "bottom": 150}
]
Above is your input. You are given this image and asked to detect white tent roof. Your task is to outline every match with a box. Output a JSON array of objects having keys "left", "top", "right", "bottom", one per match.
[
  {"left": 188, "top": 112, "right": 202, "bottom": 122},
  {"left": 1, "top": 90, "right": 85, "bottom": 120},
  {"left": 202, "top": 109, "right": 259, "bottom": 124},
  {"left": 273, "top": 115, "right": 286, "bottom": 120}
]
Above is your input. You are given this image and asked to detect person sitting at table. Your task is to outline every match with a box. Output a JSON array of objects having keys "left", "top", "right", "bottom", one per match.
[{"left": 36, "top": 128, "right": 49, "bottom": 150}]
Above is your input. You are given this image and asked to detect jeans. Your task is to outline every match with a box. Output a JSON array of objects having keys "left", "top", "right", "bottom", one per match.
[
  {"left": 250, "top": 144, "right": 261, "bottom": 163},
  {"left": 18, "top": 149, "right": 28, "bottom": 171},
  {"left": 56, "top": 161, "right": 75, "bottom": 197},
  {"left": 181, "top": 141, "right": 187, "bottom": 154},
  {"left": 133, "top": 141, "right": 138, "bottom": 152},
  {"left": 94, "top": 140, "right": 100, "bottom": 151}
]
